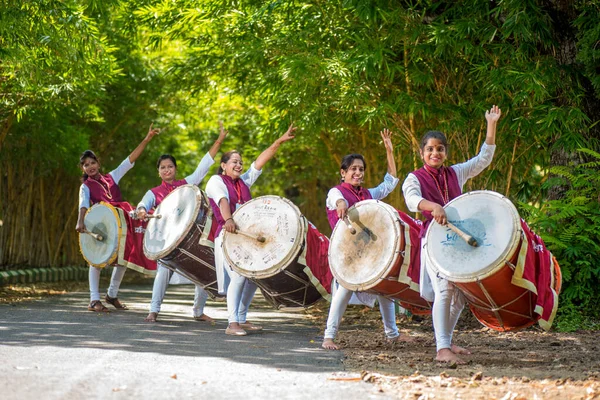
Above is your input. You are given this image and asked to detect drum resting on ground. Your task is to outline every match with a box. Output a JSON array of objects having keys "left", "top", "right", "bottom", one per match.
[
  {"left": 143, "top": 184, "right": 220, "bottom": 297},
  {"left": 223, "top": 195, "right": 332, "bottom": 309},
  {"left": 424, "top": 190, "right": 561, "bottom": 331}
]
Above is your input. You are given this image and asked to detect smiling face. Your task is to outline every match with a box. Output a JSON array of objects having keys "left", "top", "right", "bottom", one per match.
[
  {"left": 81, "top": 157, "right": 101, "bottom": 178},
  {"left": 221, "top": 152, "right": 243, "bottom": 179},
  {"left": 340, "top": 159, "right": 365, "bottom": 187},
  {"left": 420, "top": 138, "right": 447, "bottom": 169},
  {"left": 158, "top": 159, "right": 177, "bottom": 183}
]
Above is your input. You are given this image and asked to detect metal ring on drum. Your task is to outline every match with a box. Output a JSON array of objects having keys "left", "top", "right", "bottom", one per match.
[
  {"left": 79, "top": 202, "right": 126, "bottom": 268},
  {"left": 143, "top": 184, "right": 220, "bottom": 297},
  {"left": 222, "top": 195, "right": 326, "bottom": 309}
]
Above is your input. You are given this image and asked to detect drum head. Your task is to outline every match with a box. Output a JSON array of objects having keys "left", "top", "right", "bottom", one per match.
[
  {"left": 425, "top": 190, "right": 521, "bottom": 282},
  {"left": 328, "top": 200, "right": 402, "bottom": 291},
  {"left": 79, "top": 202, "right": 122, "bottom": 267},
  {"left": 223, "top": 195, "right": 305, "bottom": 279},
  {"left": 144, "top": 184, "right": 202, "bottom": 260}
]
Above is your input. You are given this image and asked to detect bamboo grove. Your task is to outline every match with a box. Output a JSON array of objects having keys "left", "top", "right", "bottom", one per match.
[{"left": 1, "top": 0, "right": 599, "bottom": 328}]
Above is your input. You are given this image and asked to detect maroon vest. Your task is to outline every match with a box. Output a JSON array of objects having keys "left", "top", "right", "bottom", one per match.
[
  {"left": 326, "top": 183, "right": 372, "bottom": 230},
  {"left": 83, "top": 173, "right": 124, "bottom": 205},
  {"left": 150, "top": 179, "right": 187, "bottom": 208},
  {"left": 209, "top": 175, "right": 252, "bottom": 236},
  {"left": 412, "top": 165, "right": 461, "bottom": 236}
]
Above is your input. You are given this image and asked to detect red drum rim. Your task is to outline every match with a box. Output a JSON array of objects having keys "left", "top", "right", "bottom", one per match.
[
  {"left": 79, "top": 202, "right": 124, "bottom": 268},
  {"left": 424, "top": 190, "right": 522, "bottom": 283},
  {"left": 328, "top": 200, "right": 402, "bottom": 292},
  {"left": 143, "top": 184, "right": 204, "bottom": 260},
  {"left": 223, "top": 195, "right": 306, "bottom": 279}
]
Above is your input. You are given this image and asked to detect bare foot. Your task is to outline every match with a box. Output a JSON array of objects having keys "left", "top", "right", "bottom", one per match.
[
  {"left": 144, "top": 312, "right": 158, "bottom": 322},
  {"left": 436, "top": 348, "right": 466, "bottom": 364},
  {"left": 451, "top": 344, "right": 471, "bottom": 355},
  {"left": 193, "top": 314, "right": 214, "bottom": 323},
  {"left": 387, "top": 334, "right": 415, "bottom": 343},
  {"left": 322, "top": 338, "right": 339, "bottom": 350}
]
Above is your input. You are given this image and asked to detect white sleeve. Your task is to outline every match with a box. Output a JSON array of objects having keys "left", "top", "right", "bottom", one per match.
[
  {"left": 451, "top": 143, "right": 496, "bottom": 189},
  {"left": 205, "top": 175, "right": 229, "bottom": 204},
  {"left": 402, "top": 173, "right": 424, "bottom": 213},
  {"left": 78, "top": 184, "right": 91, "bottom": 209},
  {"left": 326, "top": 188, "right": 347, "bottom": 210},
  {"left": 184, "top": 152, "right": 215, "bottom": 185},
  {"left": 241, "top": 162, "right": 263, "bottom": 188},
  {"left": 109, "top": 156, "right": 135, "bottom": 185},
  {"left": 137, "top": 190, "right": 156, "bottom": 211},
  {"left": 368, "top": 173, "right": 399, "bottom": 200}
]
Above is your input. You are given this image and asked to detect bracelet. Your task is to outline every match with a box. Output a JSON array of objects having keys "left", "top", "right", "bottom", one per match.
[{"left": 225, "top": 217, "right": 233, "bottom": 222}]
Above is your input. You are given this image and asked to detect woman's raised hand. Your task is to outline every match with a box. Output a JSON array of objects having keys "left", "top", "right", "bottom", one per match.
[
  {"left": 380, "top": 128, "right": 394, "bottom": 151},
  {"left": 485, "top": 105, "right": 502, "bottom": 124},
  {"left": 145, "top": 123, "right": 161, "bottom": 141},
  {"left": 278, "top": 123, "right": 297, "bottom": 143},
  {"left": 218, "top": 121, "right": 228, "bottom": 141}
]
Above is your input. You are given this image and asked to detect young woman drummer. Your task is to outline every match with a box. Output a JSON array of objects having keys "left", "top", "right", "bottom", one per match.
[
  {"left": 322, "top": 129, "right": 410, "bottom": 350},
  {"left": 76, "top": 124, "right": 160, "bottom": 312},
  {"left": 205, "top": 123, "right": 296, "bottom": 336},
  {"left": 137, "top": 122, "right": 228, "bottom": 323},
  {"left": 402, "top": 105, "right": 501, "bottom": 363}
]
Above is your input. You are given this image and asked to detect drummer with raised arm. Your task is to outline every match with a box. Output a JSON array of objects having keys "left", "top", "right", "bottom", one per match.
[
  {"left": 401, "top": 105, "right": 501, "bottom": 364},
  {"left": 76, "top": 124, "right": 159, "bottom": 312},
  {"left": 205, "top": 123, "right": 296, "bottom": 336},
  {"left": 322, "top": 129, "right": 411, "bottom": 350},
  {"left": 137, "top": 122, "right": 228, "bottom": 323}
]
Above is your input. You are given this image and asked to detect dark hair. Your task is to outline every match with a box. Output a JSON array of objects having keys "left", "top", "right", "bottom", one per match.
[
  {"left": 79, "top": 150, "right": 99, "bottom": 181},
  {"left": 419, "top": 130, "right": 448, "bottom": 150},
  {"left": 217, "top": 150, "right": 241, "bottom": 175},
  {"left": 156, "top": 154, "right": 177, "bottom": 169},
  {"left": 340, "top": 154, "right": 366, "bottom": 182}
]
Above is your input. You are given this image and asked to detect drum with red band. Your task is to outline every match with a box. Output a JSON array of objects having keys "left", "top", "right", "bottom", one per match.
[
  {"left": 328, "top": 199, "right": 431, "bottom": 314},
  {"left": 143, "top": 185, "right": 219, "bottom": 297},
  {"left": 223, "top": 195, "right": 332, "bottom": 309},
  {"left": 424, "top": 190, "right": 561, "bottom": 331}
]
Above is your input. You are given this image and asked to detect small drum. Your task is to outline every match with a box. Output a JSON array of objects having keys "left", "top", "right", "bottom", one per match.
[
  {"left": 425, "top": 190, "right": 561, "bottom": 331},
  {"left": 223, "top": 195, "right": 332, "bottom": 309},
  {"left": 328, "top": 199, "right": 431, "bottom": 314},
  {"left": 79, "top": 202, "right": 126, "bottom": 268},
  {"left": 143, "top": 185, "right": 219, "bottom": 297}
]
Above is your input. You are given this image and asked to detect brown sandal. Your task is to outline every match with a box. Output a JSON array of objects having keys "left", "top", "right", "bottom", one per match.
[
  {"left": 144, "top": 312, "right": 158, "bottom": 322},
  {"left": 104, "top": 294, "right": 129, "bottom": 310},
  {"left": 88, "top": 300, "right": 110, "bottom": 312}
]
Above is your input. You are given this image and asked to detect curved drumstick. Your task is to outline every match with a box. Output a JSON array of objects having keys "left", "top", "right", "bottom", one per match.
[
  {"left": 83, "top": 229, "right": 104, "bottom": 242},
  {"left": 446, "top": 222, "right": 478, "bottom": 247},
  {"left": 343, "top": 216, "right": 357, "bottom": 235},
  {"left": 234, "top": 229, "right": 266, "bottom": 243}
]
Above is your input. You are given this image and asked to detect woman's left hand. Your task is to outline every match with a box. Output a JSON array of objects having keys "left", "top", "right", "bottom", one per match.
[
  {"left": 380, "top": 128, "right": 394, "bottom": 151},
  {"left": 145, "top": 123, "right": 161, "bottom": 141},
  {"left": 218, "top": 121, "right": 228, "bottom": 140},
  {"left": 278, "top": 123, "right": 297, "bottom": 143}
]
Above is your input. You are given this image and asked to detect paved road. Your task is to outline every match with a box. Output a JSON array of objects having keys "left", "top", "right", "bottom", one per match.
[{"left": 0, "top": 283, "right": 385, "bottom": 399}]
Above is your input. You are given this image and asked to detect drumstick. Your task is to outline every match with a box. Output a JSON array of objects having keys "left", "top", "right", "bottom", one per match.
[
  {"left": 83, "top": 229, "right": 104, "bottom": 242},
  {"left": 445, "top": 222, "right": 478, "bottom": 247},
  {"left": 146, "top": 214, "right": 162, "bottom": 219},
  {"left": 234, "top": 229, "right": 266, "bottom": 243},
  {"left": 343, "top": 216, "right": 357, "bottom": 235}
]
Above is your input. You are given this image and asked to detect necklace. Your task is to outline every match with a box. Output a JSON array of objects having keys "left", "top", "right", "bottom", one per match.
[
  {"left": 90, "top": 175, "right": 113, "bottom": 200},
  {"left": 233, "top": 180, "right": 244, "bottom": 204},
  {"left": 424, "top": 166, "right": 449, "bottom": 205}
]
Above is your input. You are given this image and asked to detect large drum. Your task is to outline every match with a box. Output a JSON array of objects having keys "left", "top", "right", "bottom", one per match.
[
  {"left": 79, "top": 202, "right": 126, "bottom": 268},
  {"left": 143, "top": 185, "right": 220, "bottom": 297},
  {"left": 223, "top": 195, "right": 332, "bottom": 309},
  {"left": 425, "top": 190, "right": 561, "bottom": 331},
  {"left": 328, "top": 199, "right": 431, "bottom": 314}
]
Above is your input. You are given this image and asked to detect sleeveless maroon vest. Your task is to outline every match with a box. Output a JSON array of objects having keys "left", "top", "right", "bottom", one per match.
[
  {"left": 208, "top": 175, "right": 252, "bottom": 236},
  {"left": 83, "top": 173, "right": 123, "bottom": 205},
  {"left": 150, "top": 179, "right": 187, "bottom": 208},
  {"left": 326, "top": 183, "right": 372, "bottom": 230}
]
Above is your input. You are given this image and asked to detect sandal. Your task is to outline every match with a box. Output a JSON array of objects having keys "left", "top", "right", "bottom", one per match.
[
  {"left": 105, "top": 294, "right": 129, "bottom": 310},
  {"left": 144, "top": 312, "right": 158, "bottom": 322},
  {"left": 240, "top": 322, "right": 263, "bottom": 331},
  {"left": 193, "top": 314, "right": 214, "bottom": 323},
  {"left": 88, "top": 300, "right": 110, "bottom": 313}
]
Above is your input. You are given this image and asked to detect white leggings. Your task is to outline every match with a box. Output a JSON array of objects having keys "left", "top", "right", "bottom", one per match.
[
  {"left": 224, "top": 266, "right": 257, "bottom": 324},
  {"left": 430, "top": 270, "right": 466, "bottom": 352},
  {"left": 89, "top": 265, "right": 126, "bottom": 302},
  {"left": 324, "top": 285, "right": 399, "bottom": 340},
  {"left": 150, "top": 262, "right": 209, "bottom": 317}
]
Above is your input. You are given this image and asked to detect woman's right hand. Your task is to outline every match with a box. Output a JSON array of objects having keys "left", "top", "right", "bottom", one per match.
[
  {"left": 431, "top": 204, "right": 447, "bottom": 225},
  {"left": 336, "top": 200, "right": 348, "bottom": 220},
  {"left": 224, "top": 218, "right": 237, "bottom": 233},
  {"left": 137, "top": 208, "right": 147, "bottom": 220},
  {"left": 75, "top": 221, "right": 86, "bottom": 233}
]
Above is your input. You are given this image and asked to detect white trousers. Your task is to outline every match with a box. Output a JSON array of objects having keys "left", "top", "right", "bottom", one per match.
[
  {"left": 150, "top": 262, "right": 209, "bottom": 317},
  {"left": 426, "top": 263, "right": 466, "bottom": 352},
  {"left": 89, "top": 265, "right": 126, "bottom": 302},
  {"left": 214, "top": 232, "right": 257, "bottom": 324},
  {"left": 324, "top": 285, "right": 399, "bottom": 340}
]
